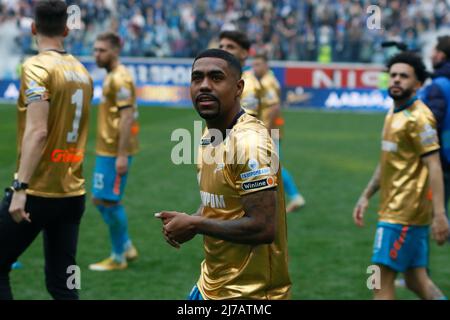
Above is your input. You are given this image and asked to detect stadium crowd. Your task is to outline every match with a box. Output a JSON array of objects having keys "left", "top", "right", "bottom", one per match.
[{"left": 1, "top": 0, "right": 450, "bottom": 63}]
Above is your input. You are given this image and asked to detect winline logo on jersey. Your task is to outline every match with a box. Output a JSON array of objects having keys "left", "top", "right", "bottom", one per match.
[{"left": 171, "top": 121, "right": 280, "bottom": 172}]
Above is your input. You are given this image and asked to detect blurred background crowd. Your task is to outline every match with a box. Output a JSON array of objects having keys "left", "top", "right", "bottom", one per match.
[{"left": 1, "top": 0, "right": 450, "bottom": 65}]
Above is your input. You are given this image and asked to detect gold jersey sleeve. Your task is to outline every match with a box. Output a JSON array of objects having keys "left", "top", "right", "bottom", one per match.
[
  {"left": 241, "top": 70, "right": 264, "bottom": 117},
  {"left": 379, "top": 99, "right": 440, "bottom": 225},
  {"left": 17, "top": 51, "right": 93, "bottom": 197},
  {"left": 259, "top": 71, "right": 281, "bottom": 129},
  {"left": 197, "top": 113, "right": 291, "bottom": 300},
  {"left": 95, "top": 64, "right": 139, "bottom": 156}
]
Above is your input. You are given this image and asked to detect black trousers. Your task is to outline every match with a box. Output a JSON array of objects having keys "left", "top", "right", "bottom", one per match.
[{"left": 0, "top": 191, "right": 84, "bottom": 300}]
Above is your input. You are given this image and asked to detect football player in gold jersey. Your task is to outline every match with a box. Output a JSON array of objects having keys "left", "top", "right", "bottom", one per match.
[
  {"left": 218, "top": 30, "right": 263, "bottom": 118},
  {"left": 156, "top": 49, "right": 291, "bottom": 300},
  {"left": 353, "top": 52, "right": 449, "bottom": 300},
  {"left": 252, "top": 54, "right": 305, "bottom": 213},
  {"left": 0, "top": 0, "right": 93, "bottom": 300},
  {"left": 89, "top": 32, "right": 139, "bottom": 271}
]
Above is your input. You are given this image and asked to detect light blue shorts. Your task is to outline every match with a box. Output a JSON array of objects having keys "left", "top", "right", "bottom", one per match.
[
  {"left": 92, "top": 155, "right": 133, "bottom": 202},
  {"left": 372, "top": 221, "right": 429, "bottom": 272}
]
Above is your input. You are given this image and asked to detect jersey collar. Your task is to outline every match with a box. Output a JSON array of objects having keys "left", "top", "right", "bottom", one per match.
[{"left": 393, "top": 96, "right": 418, "bottom": 113}]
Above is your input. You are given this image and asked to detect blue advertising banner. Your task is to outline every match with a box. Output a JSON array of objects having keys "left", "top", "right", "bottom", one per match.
[{"left": 0, "top": 58, "right": 390, "bottom": 111}]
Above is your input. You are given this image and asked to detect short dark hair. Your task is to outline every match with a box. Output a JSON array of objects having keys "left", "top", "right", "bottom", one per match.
[
  {"left": 96, "top": 32, "right": 122, "bottom": 49},
  {"left": 219, "top": 30, "right": 251, "bottom": 51},
  {"left": 436, "top": 35, "right": 450, "bottom": 60},
  {"left": 193, "top": 48, "right": 242, "bottom": 78},
  {"left": 253, "top": 53, "right": 268, "bottom": 62},
  {"left": 35, "top": 0, "right": 68, "bottom": 37},
  {"left": 386, "top": 52, "right": 428, "bottom": 84}
]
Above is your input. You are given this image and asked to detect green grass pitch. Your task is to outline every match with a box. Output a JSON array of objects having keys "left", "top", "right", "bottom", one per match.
[{"left": 0, "top": 104, "right": 449, "bottom": 299}]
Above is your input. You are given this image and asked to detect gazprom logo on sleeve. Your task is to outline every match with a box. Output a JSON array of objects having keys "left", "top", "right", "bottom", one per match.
[{"left": 240, "top": 167, "right": 271, "bottom": 180}]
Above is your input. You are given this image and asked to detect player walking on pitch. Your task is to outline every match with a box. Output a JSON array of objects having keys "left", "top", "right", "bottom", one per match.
[
  {"left": 89, "top": 32, "right": 139, "bottom": 271},
  {"left": 353, "top": 52, "right": 449, "bottom": 300}
]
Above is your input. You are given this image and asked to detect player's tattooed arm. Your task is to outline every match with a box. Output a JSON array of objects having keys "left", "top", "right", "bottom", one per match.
[
  {"left": 362, "top": 163, "right": 381, "bottom": 199},
  {"left": 353, "top": 163, "right": 381, "bottom": 227},
  {"left": 156, "top": 190, "right": 277, "bottom": 247}
]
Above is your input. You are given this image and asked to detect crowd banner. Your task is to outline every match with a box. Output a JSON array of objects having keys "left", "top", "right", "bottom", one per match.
[{"left": 0, "top": 57, "right": 390, "bottom": 111}]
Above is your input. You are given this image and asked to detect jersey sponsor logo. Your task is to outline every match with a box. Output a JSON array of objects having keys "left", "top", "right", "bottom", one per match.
[
  {"left": 25, "top": 86, "right": 46, "bottom": 96},
  {"left": 420, "top": 124, "right": 437, "bottom": 146},
  {"left": 240, "top": 167, "right": 271, "bottom": 180},
  {"left": 117, "top": 87, "right": 132, "bottom": 100},
  {"left": 382, "top": 140, "right": 398, "bottom": 152},
  {"left": 242, "top": 177, "right": 275, "bottom": 191},
  {"left": 25, "top": 84, "right": 49, "bottom": 104},
  {"left": 200, "top": 191, "right": 226, "bottom": 209},
  {"left": 51, "top": 148, "right": 84, "bottom": 163}
]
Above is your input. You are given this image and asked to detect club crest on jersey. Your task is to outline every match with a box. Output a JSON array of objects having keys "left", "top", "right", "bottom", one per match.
[
  {"left": 242, "top": 177, "right": 275, "bottom": 191},
  {"left": 248, "top": 158, "right": 259, "bottom": 170},
  {"left": 420, "top": 124, "right": 437, "bottom": 145}
]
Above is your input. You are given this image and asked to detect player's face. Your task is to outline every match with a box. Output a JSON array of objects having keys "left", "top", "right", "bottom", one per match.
[
  {"left": 94, "top": 40, "right": 117, "bottom": 69},
  {"left": 252, "top": 58, "right": 267, "bottom": 78},
  {"left": 219, "top": 38, "right": 248, "bottom": 65},
  {"left": 191, "top": 57, "right": 242, "bottom": 120},
  {"left": 388, "top": 63, "right": 421, "bottom": 101}
]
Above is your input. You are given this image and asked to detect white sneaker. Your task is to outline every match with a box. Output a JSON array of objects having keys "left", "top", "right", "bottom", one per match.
[{"left": 286, "top": 195, "right": 305, "bottom": 213}]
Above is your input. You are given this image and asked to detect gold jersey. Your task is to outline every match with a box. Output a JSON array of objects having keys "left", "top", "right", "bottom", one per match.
[
  {"left": 241, "top": 70, "right": 264, "bottom": 118},
  {"left": 379, "top": 98, "right": 440, "bottom": 226},
  {"left": 95, "top": 64, "right": 139, "bottom": 156},
  {"left": 196, "top": 112, "right": 291, "bottom": 300},
  {"left": 259, "top": 70, "right": 281, "bottom": 129},
  {"left": 17, "top": 50, "right": 93, "bottom": 198},
  {"left": 259, "top": 70, "right": 285, "bottom": 138}
]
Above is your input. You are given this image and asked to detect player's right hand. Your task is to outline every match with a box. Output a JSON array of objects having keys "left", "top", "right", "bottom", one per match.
[
  {"left": 353, "top": 196, "right": 368, "bottom": 227},
  {"left": 431, "top": 213, "right": 449, "bottom": 246},
  {"left": 9, "top": 190, "right": 31, "bottom": 224},
  {"left": 155, "top": 211, "right": 183, "bottom": 248}
]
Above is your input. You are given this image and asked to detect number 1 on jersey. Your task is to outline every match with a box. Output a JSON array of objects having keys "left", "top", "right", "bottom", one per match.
[{"left": 67, "top": 89, "right": 83, "bottom": 143}]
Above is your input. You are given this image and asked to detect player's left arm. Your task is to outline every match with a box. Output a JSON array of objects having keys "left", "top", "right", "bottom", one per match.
[
  {"left": 421, "top": 152, "right": 449, "bottom": 245},
  {"left": 267, "top": 101, "right": 281, "bottom": 130},
  {"left": 116, "top": 106, "right": 134, "bottom": 175},
  {"left": 9, "top": 100, "right": 49, "bottom": 223},
  {"left": 156, "top": 189, "right": 277, "bottom": 248}
]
